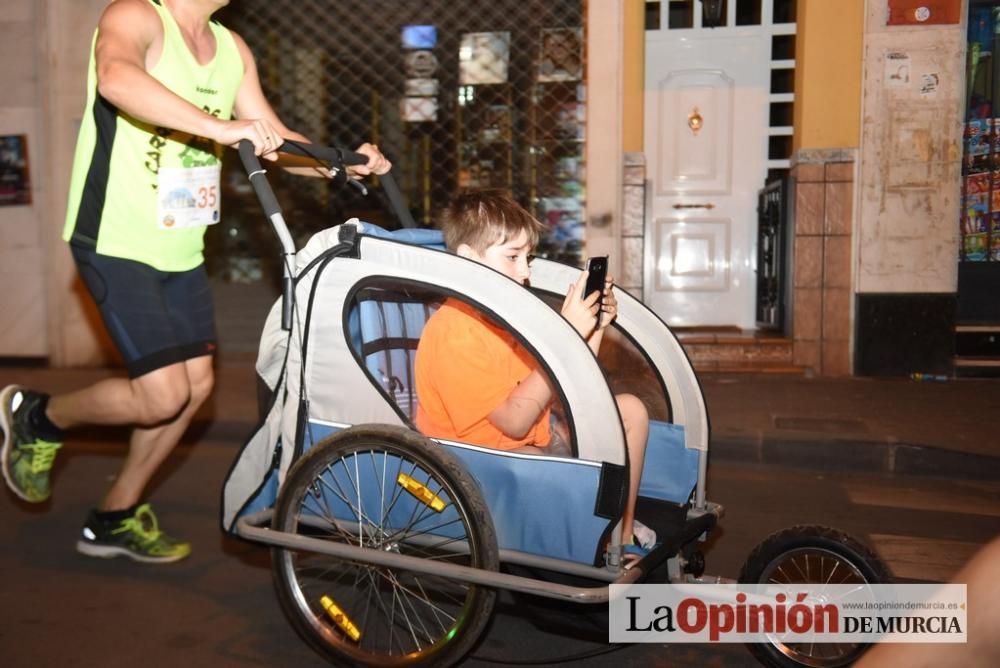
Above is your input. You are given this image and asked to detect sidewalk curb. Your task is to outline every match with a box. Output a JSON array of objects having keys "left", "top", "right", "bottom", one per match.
[{"left": 711, "top": 434, "right": 1000, "bottom": 481}]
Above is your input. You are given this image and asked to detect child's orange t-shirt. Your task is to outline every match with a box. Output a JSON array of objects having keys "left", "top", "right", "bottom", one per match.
[{"left": 415, "top": 298, "right": 552, "bottom": 450}]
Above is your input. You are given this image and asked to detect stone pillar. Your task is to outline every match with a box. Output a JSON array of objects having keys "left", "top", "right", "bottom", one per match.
[
  {"left": 853, "top": 1, "right": 963, "bottom": 376},
  {"left": 791, "top": 149, "right": 857, "bottom": 376},
  {"left": 620, "top": 152, "right": 645, "bottom": 299}
]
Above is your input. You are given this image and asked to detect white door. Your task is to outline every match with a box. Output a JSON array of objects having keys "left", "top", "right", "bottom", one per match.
[{"left": 644, "top": 31, "right": 770, "bottom": 328}]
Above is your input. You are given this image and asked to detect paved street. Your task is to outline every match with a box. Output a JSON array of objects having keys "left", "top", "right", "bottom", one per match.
[{"left": 1, "top": 425, "right": 995, "bottom": 667}]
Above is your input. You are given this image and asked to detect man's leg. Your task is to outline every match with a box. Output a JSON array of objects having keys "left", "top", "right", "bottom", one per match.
[
  {"left": 47, "top": 361, "right": 197, "bottom": 431},
  {"left": 42, "top": 356, "right": 213, "bottom": 509},
  {"left": 101, "top": 356, "right": 214, "bottom": 510},
  {"left": 68, "top": 356, "right": 214, "bottom": 563},
  {"left": 4, "top": 353, "right": 212, "bottom": 501}
]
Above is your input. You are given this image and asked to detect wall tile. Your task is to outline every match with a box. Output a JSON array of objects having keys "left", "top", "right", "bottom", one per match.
[
  {"left": 622, "top": 184, "right": 645, "bottom": 237},
  {"left": 623, "top": 165, "right": 645, "bottom": 186},
  {"left": 822, "top": 287, "right": 851, "bottom": 341},
  {"left": 794, "top": 236, "right": 823, "bottom": 288},
  {"left": 793, "top": 340, "right": 821, "bottom": 370},
  {"left": 824, "top": 181, "right": 853, "bottom": 236},
  {"left": 822, "top": 339, "right": 852, "bottom": 377},
  {"left": 621, "top": 236, "right": 644, "bottom": 289},
  {"left": 825, "top": 161, "right": 854, "bottom": 182},
  {"left": 792, "top": 163, "right": 824, "bottom": 182},
  {"left": 793, "top": 287, "right": 821, "bottom": 340},
  {"left": 823, "top": 235, "right": 852, "bottom": 289},
  {"left": 795, "top": 182, "right": 825, "bottom": 236}
]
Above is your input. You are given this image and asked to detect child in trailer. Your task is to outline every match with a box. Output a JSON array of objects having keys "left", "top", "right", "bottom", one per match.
[{"left": 414, "top": 189, "right": 656, "bottom": 559}]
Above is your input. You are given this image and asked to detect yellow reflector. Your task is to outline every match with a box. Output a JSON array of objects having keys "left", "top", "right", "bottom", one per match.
[
  {"left": 320, "top": 595, "right": 361, "bottom": 642},
  {"left": 397, "top": 473, "right": 446, "bottom": 512}
]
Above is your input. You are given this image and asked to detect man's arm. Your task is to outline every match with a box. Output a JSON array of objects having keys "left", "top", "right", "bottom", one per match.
[{"left": 94, "top": 0, "right": 280, "bottom": 157}]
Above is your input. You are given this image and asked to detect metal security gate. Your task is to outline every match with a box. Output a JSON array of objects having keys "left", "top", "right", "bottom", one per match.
[
  {"left": 755, "top": 177, "right": 790, "bottom": 332},
  {"left": 213, "top": 0, "right": 587, "bottom": 277}
]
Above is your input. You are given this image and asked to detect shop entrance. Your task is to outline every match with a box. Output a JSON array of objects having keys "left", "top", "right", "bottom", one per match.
[
  {"left": 960, "top": 1, "right": 1000, "bottom": 373},
  {"left": 642, "top": 0, "right": 795, "bottom": 329}
]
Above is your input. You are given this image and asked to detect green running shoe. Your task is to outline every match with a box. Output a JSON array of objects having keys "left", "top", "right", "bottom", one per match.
[
  {"left": 1, "top": 385, "right": 63, "bottom": 503},
  {"left": 76, "top": 503, "right": 192, "bottom": 564}
]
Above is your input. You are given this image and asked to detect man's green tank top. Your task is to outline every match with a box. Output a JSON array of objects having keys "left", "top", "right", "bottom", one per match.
[{"left": 63, "top": 0, "right": 244, "bottom": 272}]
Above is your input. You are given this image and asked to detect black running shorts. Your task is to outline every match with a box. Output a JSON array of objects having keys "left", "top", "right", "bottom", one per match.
[{"left": 71, "top": 246, "right": 217, "bottom": 378}]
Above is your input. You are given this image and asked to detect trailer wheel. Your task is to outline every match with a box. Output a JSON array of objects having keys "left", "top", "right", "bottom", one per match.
[
  {"left": 738, "top": 525, "right": 891, "bottom": 668},
  {"left": 272, "top": 425, "right": 498, "bottom": 667}
]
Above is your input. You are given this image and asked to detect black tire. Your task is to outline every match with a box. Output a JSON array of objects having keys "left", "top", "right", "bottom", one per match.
[
  {"left": 271, "top": 424, "right": 499, "bottom": 667},
  {"left": 738, "top": 525, "right": 892, "bottom": 668}
]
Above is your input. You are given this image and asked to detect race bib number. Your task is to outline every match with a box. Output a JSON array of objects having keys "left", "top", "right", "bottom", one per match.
[{"left": 158, "top": 165, "right": 221, "bottom": 230}]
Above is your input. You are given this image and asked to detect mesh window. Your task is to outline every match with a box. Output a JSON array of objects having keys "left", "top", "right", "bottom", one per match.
[
  {"left": 214, "top": 1, "right": 586, "bottom": 281},
  {"left": 347, "top": 278, "right": 572, "bottom": 446}
]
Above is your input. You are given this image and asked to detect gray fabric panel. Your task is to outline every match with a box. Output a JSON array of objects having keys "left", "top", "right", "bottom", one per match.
[{"left": 221, "top": 374, "right": 285, "bottom": 529}]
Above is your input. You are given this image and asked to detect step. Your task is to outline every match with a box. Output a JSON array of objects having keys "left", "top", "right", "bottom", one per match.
[
  {"left": 953, "top": 322, "right": 1000, "bottom": 376},
  {"left": 955, "top": 323, "right": 1000, "bottom": 333},
  {"left": 694, "top": 360, "right": 806, "bottom": 374},
  {"left": 672, "top": 328, "right": 805, "bottom": 374},
  {"left": 953, "top": 357, "right": 1000, "bottom": 378},
  {"left": 953, "top": 356, "right": 1000, "bottom": 369}
]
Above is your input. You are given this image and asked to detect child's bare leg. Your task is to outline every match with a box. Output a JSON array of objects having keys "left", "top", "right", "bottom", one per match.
[{"left": 615, "top": 393, "right": 649, "bottom": 544}]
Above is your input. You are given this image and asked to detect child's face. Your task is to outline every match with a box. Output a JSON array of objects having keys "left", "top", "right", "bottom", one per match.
[{"left": 458, "top": 229, "right": 533, "bottom": 284}]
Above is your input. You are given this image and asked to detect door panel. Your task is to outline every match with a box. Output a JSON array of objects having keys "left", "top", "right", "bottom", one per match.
[
  {"left": 655, "top": 70, "right": 732, "bottom": 194},
  {"left": 644, "top": 33, "right": 769, "bottom": 328}
]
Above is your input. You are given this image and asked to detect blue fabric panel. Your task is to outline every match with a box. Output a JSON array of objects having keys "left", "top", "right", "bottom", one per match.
[
  {"left": 358, "top": 223, "right": 446, "bottom": 250},
  {"left": 637, "top": 420, "right": 698, "bottom": 505},
  {"left": 443, "top": 445, "right": 609, "bottom": 564},
  {"left": 303, "top": 422, "right": 607, "bottom": 565},
  {"left": 239, "top": 466, "right": 279, "bottom": 518}
]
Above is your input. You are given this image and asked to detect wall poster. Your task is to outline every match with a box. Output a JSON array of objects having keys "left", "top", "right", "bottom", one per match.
[{"left": 0, "top": 134, "right": 31, "bottom": 206}]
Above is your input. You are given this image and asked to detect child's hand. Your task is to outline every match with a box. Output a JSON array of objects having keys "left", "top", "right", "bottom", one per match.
[
  {"left": 596, "top": 275, "right": 618, "bottom": 330},
  {"left": 561, "top": 272, "right": 600, "bottom": 338}
]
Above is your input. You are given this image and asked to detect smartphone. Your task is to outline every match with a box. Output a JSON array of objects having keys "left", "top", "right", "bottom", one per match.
[{"left": 584, "top": 256, "right": 608, "bottom": 307}]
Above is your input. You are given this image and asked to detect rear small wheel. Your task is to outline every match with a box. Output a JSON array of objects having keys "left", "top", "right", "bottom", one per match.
[
  {"left": 738, "top": 525, "right": 891, "bottom": 668},
  {"left": 272, "top": 425, "right": 498, "bottom": 667}
]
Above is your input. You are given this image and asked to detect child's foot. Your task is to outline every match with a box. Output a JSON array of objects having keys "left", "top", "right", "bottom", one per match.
[
  {"left": 608, "top": 522, "right": 660, "bottom": 568},
  {"left": 633, "top": 519, "right": 657, "bottom": 549}
]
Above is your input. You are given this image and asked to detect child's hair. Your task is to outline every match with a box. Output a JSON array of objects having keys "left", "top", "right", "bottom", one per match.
[{"left": 441, "top": 189, "right": 546, "bottom": 253}]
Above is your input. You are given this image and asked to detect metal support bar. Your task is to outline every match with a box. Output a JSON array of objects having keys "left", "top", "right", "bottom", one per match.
[
  {"left": 236, "top": 510, "right": 642, "bottom": 603},
  {"left": 237, "top": 507, "right": 719, "bottom": 603}
]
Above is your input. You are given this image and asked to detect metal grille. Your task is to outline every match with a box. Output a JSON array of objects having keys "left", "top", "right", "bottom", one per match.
[
  {"left": 755, "top": 176, "right": 790, "bottom": 332},
  {"left": 212, "top": 0, "right": 586, "bottom": 281}
]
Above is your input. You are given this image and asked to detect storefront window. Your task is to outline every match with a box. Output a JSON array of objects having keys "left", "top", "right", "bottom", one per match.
[{"left": 963, "top": 2, "right": 1000, "bottom": 262}]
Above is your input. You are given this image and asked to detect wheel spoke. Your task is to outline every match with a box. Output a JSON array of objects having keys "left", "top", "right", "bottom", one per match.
[
  {"left": 790, "top": 556, "right": 810, "bottom": 582},
  {"left": 823, "top": 559, "right": 840, "bottom": 586},
  {"left": 273, "top": 432, "right": 496, "bottom": 664}
]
